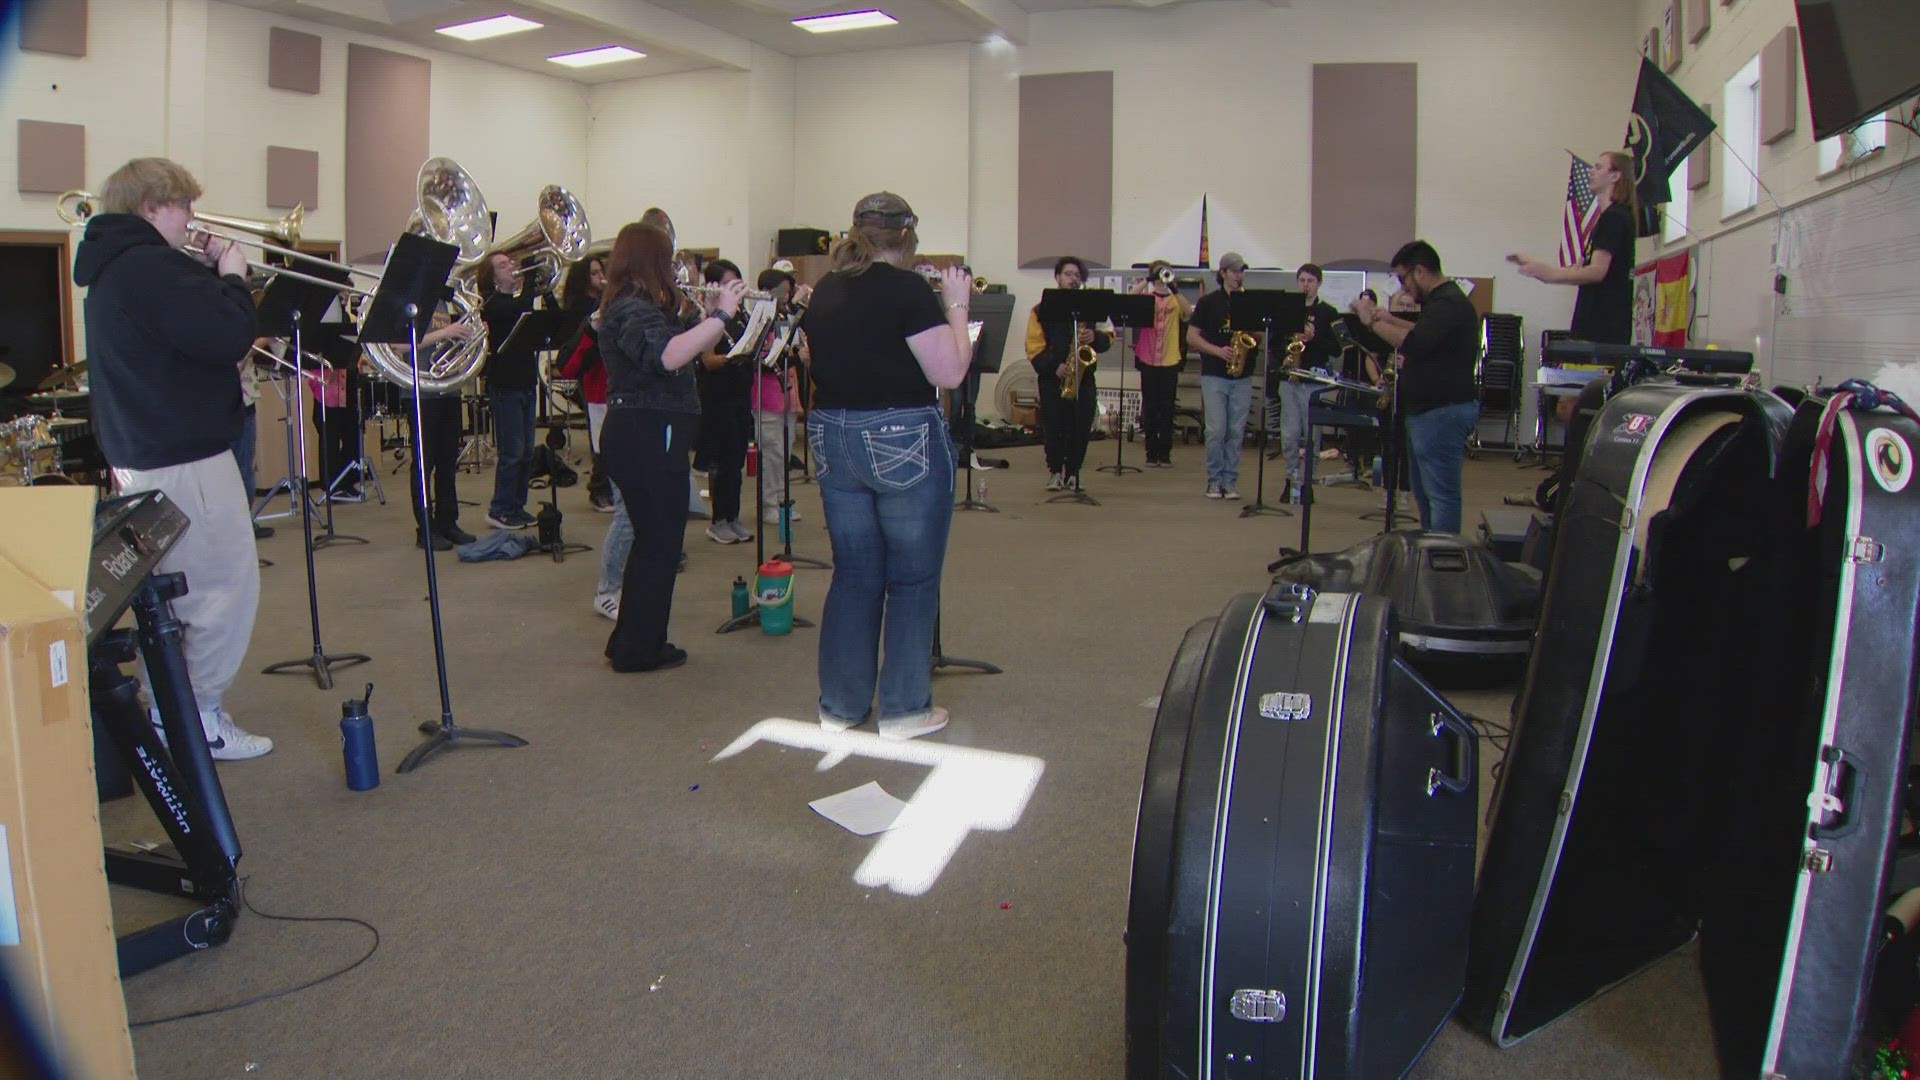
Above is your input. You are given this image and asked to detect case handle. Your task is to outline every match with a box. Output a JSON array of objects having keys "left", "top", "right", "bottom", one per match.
[
  {"left": 1426, "top": 710, "right": 1476, "bottom": 797},
  {"left": 1809, "top": 746, "right": 1864, "bottom": 841}
]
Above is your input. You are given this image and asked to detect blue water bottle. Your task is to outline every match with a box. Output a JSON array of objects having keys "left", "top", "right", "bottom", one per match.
[
  {"left": 340, "top": 683, "right": 380, "bottom": 791},
  {"left": 731, "top": 576, "right": 751, "bottom": 617}
]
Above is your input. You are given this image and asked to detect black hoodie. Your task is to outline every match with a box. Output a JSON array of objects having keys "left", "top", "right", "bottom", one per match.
[{"left": 72, "top": 214, "right": 257, "bottom": 470}]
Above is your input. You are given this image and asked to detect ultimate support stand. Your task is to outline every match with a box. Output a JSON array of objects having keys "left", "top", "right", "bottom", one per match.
[{"left": 257, "top": 299, "right": 370, "bottom": 691}]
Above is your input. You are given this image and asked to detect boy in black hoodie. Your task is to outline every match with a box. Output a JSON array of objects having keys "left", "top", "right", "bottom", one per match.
[{"left": 72, "top": 158, "right": 272, "bottom": 760}]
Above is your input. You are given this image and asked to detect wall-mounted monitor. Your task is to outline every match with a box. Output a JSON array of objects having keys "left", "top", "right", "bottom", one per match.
[{"left": 1794, "top": 0, "right": 1920, "bottom": 140}]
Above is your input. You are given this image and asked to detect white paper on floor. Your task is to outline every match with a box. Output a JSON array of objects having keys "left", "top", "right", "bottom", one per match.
[{"left": 809, "top": 781, "right": 908, "bottom": 836}]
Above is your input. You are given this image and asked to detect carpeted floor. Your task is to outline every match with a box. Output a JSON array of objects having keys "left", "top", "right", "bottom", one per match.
[{"left": 100, "top": 436, "right": 1719, "bottom": 1079}]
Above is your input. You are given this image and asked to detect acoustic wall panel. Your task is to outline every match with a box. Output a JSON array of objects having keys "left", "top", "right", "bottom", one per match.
[
  {"left": 1017, "top": 71, "right": 1113, "bottom": 270},
  {"left": 17, "top": 121, "right": 85, "bottom": 194},
  {"left": 1760, "top": 26, "right": 1798, "bottom": 145},
  {"left": 1312, "top": 63, "right": 1416, "bottom": 266},
  {"left": 1686, "top": 0, "right": 1710, "bottom": 43},
  {"left": 20, "top": 0, "right": 86, "bottom": 58},
  {"left": 268, "top": 27, "right": 322, "bottom": 95},
  {"left": 266, "top": 146, "right": 319, "bottom": 210},
  {"left": 344, "top": 44, "right": 429, "bottom": 264},
  {"left": 1688, "top": 105, "right": 1712, "bottom": 189}
]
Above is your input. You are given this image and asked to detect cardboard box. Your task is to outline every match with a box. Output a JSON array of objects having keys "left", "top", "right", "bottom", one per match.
[{"left": 0, "top": 487, "right": 136, "bottom": 1079}]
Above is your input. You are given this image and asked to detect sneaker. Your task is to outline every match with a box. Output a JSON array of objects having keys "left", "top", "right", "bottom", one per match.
[
  {"left": 590, "top": 494, "right": 617, "bottom": 513},
  {"left": 417, "top": 531, "right": 454, "bottom": 551},
  {"left": 592, "top": 592, "right": 621, "bottom": 621},
  {"left": 819, "top": 713, "right": 864, "bottom": 733},
  {"left": 204, "top": 711, "right": 273, "bottom": 761},
  {"left": 507, "top": 508, "right": 538, "bottom": 529},
  {"left": 1222, "top": 488, "right": 1241, "bottom": 501},
  {"left": 726, "top": 519, "right": 755, "bottom": 542},
  {"left": 971, "top": 453, "right": 1001, "bottom": 471},
  {"left": 706, "top": 523, "right": 740, "bottom": 544},
  {"left": 485, "top": 512, "right": 521, "bottom": 530},
  {"left": 1046, "top": 473, "right": 1064, "bottom": 492},
  {"left": 1205, "top": 485, "right": 1223, "bottom": 499},
  {"left": 253, "top": 524, "right": 275, "bottom": 539},
  {"left": 786, "top": 506, "right": 802, "bottom": 522},
  {"left": 439, "top": 524, "right": 477, "bottom": 545},
  {"left": 610, "top": 643, "right": 688, "bottom": 673},
  {"left": 879, "top": 707, "right": 950, "bottom": 742}
]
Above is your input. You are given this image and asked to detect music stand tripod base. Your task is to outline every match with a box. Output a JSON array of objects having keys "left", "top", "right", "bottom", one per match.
[
  {"left": 716, "top": 604, "right": 816, "bottom": 635},
  {"left": 399, "top": 720, "right": 530, "bottom": 773},
  {"left": 262, "top": 650, "right": 370, "bottom": 692}
]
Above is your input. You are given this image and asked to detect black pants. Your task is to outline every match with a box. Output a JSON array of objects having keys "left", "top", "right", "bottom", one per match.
[
  {"left": 587, "top": 445, "right": 611, "bottom": 502},
  {"left": 311, "top": 383, "right": 362, "bottom": 491},
  {"left": 407, "top": 394, "right": 462, "bottom": 532},
  {"left": 602, "top": 409, "right": 697, "bottom": 665},
  {"left": 1038, "top": 375, "right": 1097, "bottom": 478},
  {"left": 1137, "top": 363, "right": 1179, "bottom": 462},
  {"left": 702, "top": 401, "right": 751, "bottom": 524}
]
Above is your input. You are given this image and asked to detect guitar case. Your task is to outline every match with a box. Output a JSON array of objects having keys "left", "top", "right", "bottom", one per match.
[
  {"left": 1466, "top": 380, "right": 1914, "bottom": 1074},
  {"left": 1269, "top": 531, "right": 1541, "bottom": 688},
  {"left": 1127, "top": 584, "right": 1478, "bottom": 1079}
]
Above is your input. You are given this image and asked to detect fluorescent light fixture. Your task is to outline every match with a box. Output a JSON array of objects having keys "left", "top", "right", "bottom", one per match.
[
  {"left": 434, "top": 14, "right": 543, "bottom": 41},
  {"left": 547, "top": 45, "right": 645, "bottom": 68},
  {"left": 792, "top": 9, "right": 899, "bottom": 34}
]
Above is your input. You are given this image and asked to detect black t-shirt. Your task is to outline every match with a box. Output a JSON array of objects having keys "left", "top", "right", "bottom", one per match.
[
  {"left": 801, "top": 263, "right": 947, "bottom": 409},
  {"left": 481, "top": 289, "right": 545, "bottom": 390},
  {"left": 1189, "top": 287, "right": 1252, "bottom": 380},
  {"left": 1298, "top": 297, "right": 1341, "bottom": 370},
  {"left": 1394, "top": 280, "right": 1479, "bottom": 415},
  {"left": 1570, "top": 203, "right": 1635, "bottom": 345}
]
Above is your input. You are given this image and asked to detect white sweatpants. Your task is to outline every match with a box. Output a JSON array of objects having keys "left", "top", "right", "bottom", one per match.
[
  {"left": 756, "top": 408, "right": 791, "bottom": 516},
  {"left": 113, "top": 450, "right": 261, "bottom": 721}
]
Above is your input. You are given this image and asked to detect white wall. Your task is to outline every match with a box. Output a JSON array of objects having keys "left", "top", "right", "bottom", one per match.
[{"left": 586, "top": 68, "right": 752, "bottom": 260}]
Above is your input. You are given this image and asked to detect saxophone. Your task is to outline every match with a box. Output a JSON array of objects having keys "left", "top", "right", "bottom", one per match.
[
  {"left": 1224, "top": 310, "right": 1259, "bottom": 378},
  {"left": 1061, "top": 330, "right": 1099, "bottom": 402}
]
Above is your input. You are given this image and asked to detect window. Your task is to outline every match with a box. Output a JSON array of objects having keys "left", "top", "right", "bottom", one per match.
[
  {"left": 1722, "top": 54, "right": 1762, "bottom": 217},
  {"left": 1818, "top": 112, "right": 1890, "bottom": 173},
  {"left": 1663, "top": 155, "right": 1691, "bottom": 242}
]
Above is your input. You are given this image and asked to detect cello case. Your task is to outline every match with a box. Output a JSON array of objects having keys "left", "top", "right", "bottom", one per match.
[
  {"left": 1465, "top": 377, "right": 1915, "bottom": 1074},
  {"left": 1269, "top": 531, "right": 1541, "bottom": 687},
  {"left": 1127, "top": 585, "right": 1478, "bottom": 1079}
]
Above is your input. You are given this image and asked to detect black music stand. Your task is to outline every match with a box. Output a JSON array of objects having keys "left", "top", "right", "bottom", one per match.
[
  {"left": 956, "top": 292, "right": 1014, "bottom": 512},
  {"left": 1035, "top": 287, "right": 1111, "bottom": 506},
  {"left": 1269, "top": 370, "right": 1385, "bottom": 568},
  {"left": 1351, "top": 313, "right": 1410, "bottom": 531},
  {"left": 310, "top": 330, "right": 369, "bottom": 550},
  {"left": 718, "top": 314, "right": 821, "bottom": 635},
  {"left": 512, "top": 308, "right": 591, "bottom": 561},
  {"left": 1229, "top": 289, "right": 1304, "bottom": 518},
  {"left": 256, "top": 269, "right": 371, "bottom": 690},
  {"left": 1098, "top": 293, "right": 1154, "bottom": 477},
  {"left": 362, "top": 233, "right": 529, "bottom": 772}
]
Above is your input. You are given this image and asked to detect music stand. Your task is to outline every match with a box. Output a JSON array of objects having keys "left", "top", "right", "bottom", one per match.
[
  {"left": 956, "top": 292, "right": 1014, "bottom": 513},
  {"left": 255, "top": 268, "right": 372, "bottom": 690},
  {"left": 361, "top": 233, "right": 528, "bottom": 773},
  {"left": 718, "top": 314, "right": 821, "bottom": 635},
  {"left": 1229, "top": 289, "right": 1305, "bottom": 519},
  {"left": 1035, "top": 288, "right": 1111, "bottom": 506},
  {"left": 1098, "top": 293, "right": 1154, "bottom": 477},
  {"left": 309, "top": 330, "right": 369, "bottom": 550}
]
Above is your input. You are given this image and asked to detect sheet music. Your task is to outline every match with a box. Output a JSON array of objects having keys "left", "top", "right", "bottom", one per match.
[
  {"left": 727, "top": 298, "right": 779, "bottom": 359},
  {"left": 758, "top": 322, "right": 795, "bottom": 368},
  {"left": 968, "top": 321, "right": 983, "bottom": 345}
]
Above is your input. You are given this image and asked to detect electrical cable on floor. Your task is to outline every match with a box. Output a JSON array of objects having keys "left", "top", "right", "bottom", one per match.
[
  {"left": 128, "top": 877, "right": 380, "bottom": 1028},
  {"left": 1464, "top": 712, "right": 1513, "bottom": 784}
]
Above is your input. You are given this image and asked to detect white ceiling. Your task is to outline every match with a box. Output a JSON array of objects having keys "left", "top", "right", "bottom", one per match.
[{"left": 224, "top": 0, "right": 1285, "bottom": 84}]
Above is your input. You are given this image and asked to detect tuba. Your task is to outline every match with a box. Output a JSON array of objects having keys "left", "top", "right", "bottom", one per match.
[
  {"left": 358, "top": 159, "right": 495, "bottom": 396},
  {"left": 487, "top": 184, "right": 592, "bottom": 295}
]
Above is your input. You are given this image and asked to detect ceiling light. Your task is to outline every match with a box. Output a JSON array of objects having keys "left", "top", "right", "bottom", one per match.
[
  {"left": 792, "top": 9, "right": 899, "bottom": 34},
  {"left": 435, "top": 14, "right": 543, "bottom": 41},
  {"left": 547, "top": 45, "right": 646, "bottom": 68}
]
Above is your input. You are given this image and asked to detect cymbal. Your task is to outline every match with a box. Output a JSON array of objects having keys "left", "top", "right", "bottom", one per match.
[
  {"left": 0, "top": 363, "right": 13, "bottom": 390},
  {"left": 36, "top": 361, "right": 86, "bottom": 390},
  {"left": 27, "top": 388, "right": 88, "bottom": 402},
  {"left": 46, "top": 417, "right": 86, "bottom": 428}
]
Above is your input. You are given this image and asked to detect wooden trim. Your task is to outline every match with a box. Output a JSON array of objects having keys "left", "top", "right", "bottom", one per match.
[{"left": 0, "top": 229, "right": 77, "bottom": 371}]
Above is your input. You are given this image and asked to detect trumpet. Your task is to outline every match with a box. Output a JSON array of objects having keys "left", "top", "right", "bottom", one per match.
[{"left": 919, "top": 266, "right": 989, "bottom": 293}]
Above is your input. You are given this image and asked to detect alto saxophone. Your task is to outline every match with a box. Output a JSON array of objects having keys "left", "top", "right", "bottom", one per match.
[
  {"left": 1224, "top": 314, "right": 1259, "bottom": 379},
  {"left": 1062, "top": 334, "right": 1099, "bottom": 402}
]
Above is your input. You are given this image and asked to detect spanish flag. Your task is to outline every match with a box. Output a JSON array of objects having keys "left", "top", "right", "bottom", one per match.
[{"left": 1652, "top": 251, "right": 1691, "bottom": 348}]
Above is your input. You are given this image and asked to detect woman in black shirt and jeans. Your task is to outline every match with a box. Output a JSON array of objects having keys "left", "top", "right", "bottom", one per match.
[
  {"left": 597, "top": 222, "right": 744, "bottom": 673},
  {"left": 801, "top": 192, "right": 974, "bottom": 740}
]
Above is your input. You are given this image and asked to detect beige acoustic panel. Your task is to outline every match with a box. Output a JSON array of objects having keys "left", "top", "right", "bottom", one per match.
[
  {"left": 268, "top": 27, "right": 322, "bottom": 94},
  {"left": 20, "top": 0, "right": 86, "bottom": 58},
  {"left": 1686, "top": 0, "right": 1710, "bottom": 43},
  {"left": 266, "top": 146, "right": 318, "bottom": 210},
  {"left": 17, "top": 121, "right": 84, "bottom": 194},
  {"left": 344, "top": 44, "right": 429, "bottom": 264},
  {"left": 1662, "top": 5, "right": 1682, "bottom": 71},
  {"left": 1016, "top": 71, "right": 1113, "bottom": 270},
  {"left": 1312, "top": 63, "right": 1417, "bottom": 266},
  {"left": 1688, "top": 104, "right": 1711, "bottom": 189},
  {"left": 1761, "top": 25, "right": 1798, "bottom": 144}
]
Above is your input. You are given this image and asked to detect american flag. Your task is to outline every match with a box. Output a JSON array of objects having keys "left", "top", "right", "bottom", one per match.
[{"left": 1559, "top": 153, "right": 1603, "bottom": 267}]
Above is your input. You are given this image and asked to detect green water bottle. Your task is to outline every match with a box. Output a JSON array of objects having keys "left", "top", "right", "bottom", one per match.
[{"left": 731, "top": 576, "right": 750, "bottom": 617}]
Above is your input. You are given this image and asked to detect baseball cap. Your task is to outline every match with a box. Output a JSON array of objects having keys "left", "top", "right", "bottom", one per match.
[
  {"left": 770, "top": 258, "right": 795, "bottom": 273},
  {"left": 852, "top": 191, "right": 917, "bottom": 230},
  {"left": 1218, "top": 252, "right": 1248, "bottom": 272}
]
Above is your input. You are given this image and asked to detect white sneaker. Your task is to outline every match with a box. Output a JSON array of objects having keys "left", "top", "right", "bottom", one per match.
[
  {"left": 1222, "top": 488, "right": 1241, "bottom": 501},
  {"left": 592, "top": 592, "right": 621, "bottom": 621},
  {"left": 1046, "top": 473, "right": 1064, "bottom": 492},
  {"left": 819, "top": 713, "right": 863, "bottom": 732},
  {"left": 204, "top": 711, "right": 273, "bottom": 761},
  {"left": 1205, "top": 485, "right": 1223, "bottom": 499},
  {"left": 706, "top": 523, "right": 739, "bottom": 544},
  {"left": 727, "top": 519, "right": 755, "bottom": 542},
  {"left": 879, "top": 707, "right": 950, "bottom": 741},
  {"left": 971, "top": 453, "right": 1000, "bottom": 470}
]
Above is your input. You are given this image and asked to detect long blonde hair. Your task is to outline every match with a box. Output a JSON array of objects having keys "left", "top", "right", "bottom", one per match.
[
  {"left": 829, "top": 223, "right": 918, "bottom": 276},
  {"left": 1597, "top": 150, "right": 1640, "bottom": 219}
]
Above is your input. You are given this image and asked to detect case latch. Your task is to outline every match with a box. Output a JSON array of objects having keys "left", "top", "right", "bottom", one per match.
[
  {"left": 1804, "top": 847, "right": 1834, "bottom": 874},
  {"left": 1849, "top": 536, "right": 1884, "bottom": 564},
  {"left": 1261, "top": 582, "right": 1317, "bottom": 622},
  {"left": 1229, "top": 988, "right": 1288, "bottom": 1023}
]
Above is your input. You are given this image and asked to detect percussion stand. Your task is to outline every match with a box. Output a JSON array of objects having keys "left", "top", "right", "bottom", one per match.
[
  {"left": 309, "top": 378, "right": 368, "bottom": 551},
  {"left": 249, "top": 371, "right": 320, "bottom": 524},
  {"left": 363, "top": 239, "right": 527, "bottom": 772},
  {"left": 330, "top": 372, "right": 387, "bottom": 505},
  {"left": 259, "top": 310, "right": 371, "bottom": 690}
]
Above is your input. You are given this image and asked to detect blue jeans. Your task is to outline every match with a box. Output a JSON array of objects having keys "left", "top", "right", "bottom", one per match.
[
  {"left": 1403, "top": 399, "right": 1479, "bottom": 534},
  {"left": 1201, "top": 375, "right": 1252, "bottom": 491},
  {"left": 809, "top": 406, "right": 956, "bottom": 725},
  {"left": 489, "top": 387, "right": 537, "bottom": 518},
  {"left": 598, "top": 489, "right": 631, "bottom": 596}
]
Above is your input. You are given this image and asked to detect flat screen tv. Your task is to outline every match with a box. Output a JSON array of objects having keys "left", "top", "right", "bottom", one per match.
[{"left": 1795, "top": 0, "right": 1920, "bottom": 140}]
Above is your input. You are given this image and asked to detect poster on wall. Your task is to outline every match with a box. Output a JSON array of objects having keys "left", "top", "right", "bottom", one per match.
[
  {"left": 1632, "top": 264, "right": 1659, "bottom": 346},
  {"left": 1663, "top": 5, "right": 1683, "bottom": 71},
  {"left": 1317, "top": 270, "right": 1369, "bottom": 314}
]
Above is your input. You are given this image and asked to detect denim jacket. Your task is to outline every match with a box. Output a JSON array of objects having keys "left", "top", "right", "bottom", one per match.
[{"left": 601, "top": 294, "right": 699, "bottom": 414}]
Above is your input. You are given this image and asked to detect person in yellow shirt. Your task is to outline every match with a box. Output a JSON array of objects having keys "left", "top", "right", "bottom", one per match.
[
  {"left": 1129, "top": 260, "right": 1191, "bottom": 467},
  {"left": 1024, "top": 255, "right": 1110, "bottom": 492}
]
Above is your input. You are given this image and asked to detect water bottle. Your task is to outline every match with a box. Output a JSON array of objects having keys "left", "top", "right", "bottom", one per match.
[
  {"left": 731, "top": 576, "right": 751, "bottom": 617},
  {"left": 1371, "top": 455, "right": 1384, "bottom": 488},
  {"left": 779, "top": 504, "right": 792, "bottom": 546},
  {"left": 978, "top": 476, "right": 989, "bottom": 501},
  {"left": 340, "top": 684, "right": 380, "bottom": 791}
]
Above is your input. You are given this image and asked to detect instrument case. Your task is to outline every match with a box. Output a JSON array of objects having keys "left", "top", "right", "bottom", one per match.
[
  {"left": 1127, "top": 585, "right": 1478, "bottom": 1079},
  {"left": 1269, "top": 531, "right": 1541, "bottom": 687},
  {"left": 1466, "top": 381, "right": 1916, "bottom": 1075}
]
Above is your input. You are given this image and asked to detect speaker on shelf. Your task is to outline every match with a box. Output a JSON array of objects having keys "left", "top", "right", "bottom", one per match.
[{"left": 777, "top": 228, "right": 832, "bottom": 257}]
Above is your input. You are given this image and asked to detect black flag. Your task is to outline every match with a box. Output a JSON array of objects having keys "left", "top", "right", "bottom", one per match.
[{"left": 1625, "top": 56, "right": 1715, "bottom": 231}]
